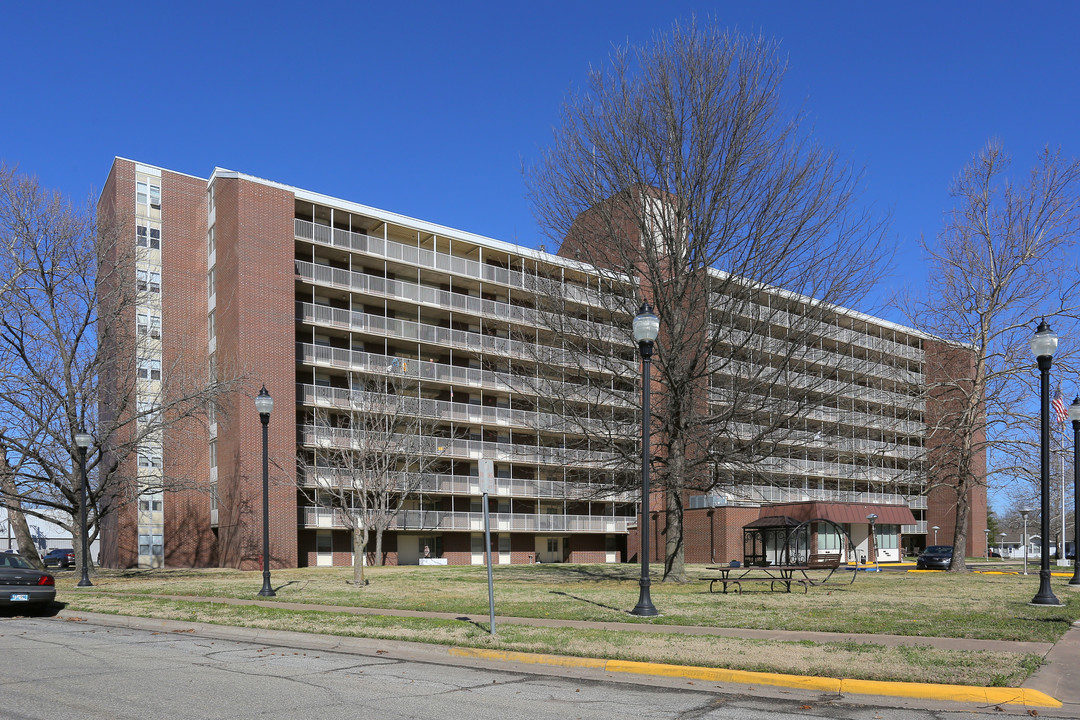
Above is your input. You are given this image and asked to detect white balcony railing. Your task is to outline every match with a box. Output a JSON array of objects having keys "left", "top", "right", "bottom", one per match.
[
  {"left": 300, "top": 468, "right": 636, "bottom": 502},
  {"left": 295, "top": 218, "right": 616, "bottom": 310},
  {"left": 298, "top": 342, "right": 634, "bottom": 408},
  {"left": 299, "top": 506, "right": 634, "bottom": 533}
]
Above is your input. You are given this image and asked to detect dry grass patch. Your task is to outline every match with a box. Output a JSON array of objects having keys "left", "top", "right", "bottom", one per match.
[{"left": 59, "top": 594, "right": 1040, "bottom": 687}]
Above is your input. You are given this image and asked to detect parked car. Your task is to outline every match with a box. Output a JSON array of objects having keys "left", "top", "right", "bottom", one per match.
[
  {"left": 42, "top": 548, "right": 75, "bottom": 569},
  {"left": 0, "top": 553, "right": 56, "bottom": 608},
  {"left": 917, "top": 545, "right": 953, "bottom": 570}
]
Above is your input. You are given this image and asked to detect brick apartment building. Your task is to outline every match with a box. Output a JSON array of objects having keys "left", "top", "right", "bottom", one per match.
[{"left": 95, "top": 157, "right": 986, "bottom": 570}]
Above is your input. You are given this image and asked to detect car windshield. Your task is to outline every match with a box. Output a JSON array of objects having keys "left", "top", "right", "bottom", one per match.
[
  {"left": 925, "top": 546, "right": 952, "bottom": 554},
  {"left": 0, "top": 554, "right": 32, "bottom": 569}
]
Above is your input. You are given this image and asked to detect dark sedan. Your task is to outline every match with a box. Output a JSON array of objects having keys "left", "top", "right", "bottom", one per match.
[
  {"left": 43, "top": 548, "right": 75, "bottom": 569},
  {"left": 916, "top": 545, "right": 953, "bottom": 570},
  {"left": 0, "top": 554, "right": 56, "bottom": 608}
]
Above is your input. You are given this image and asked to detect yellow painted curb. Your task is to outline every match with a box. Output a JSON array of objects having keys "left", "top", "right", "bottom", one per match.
[{"left": 448, "top": 647, "right": 1061, "bottom": 708}]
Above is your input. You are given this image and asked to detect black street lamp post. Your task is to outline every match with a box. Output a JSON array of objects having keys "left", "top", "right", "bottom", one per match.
[
  {"left": 255, "top": 386, "right": 276, "bottom": 597},
  {"left": 1030, "top": 321, "right": 1062, "bottom": 606},
  {"left": 984, "top": 528, "right": 990, "bottom": 559},
  {"left": 1068, "top": 397, "right": 1080, "bottom": 586},
  {"left": 630, "top": 303, "right": 659, "bottom": 617},
  {"left": 74, "top": 431, "right": 93, "bottom": 587}
]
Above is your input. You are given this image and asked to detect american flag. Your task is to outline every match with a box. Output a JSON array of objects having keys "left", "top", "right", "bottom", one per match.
[{"left": 1052, "top": 389, "right": 1069, "bottom": 425}]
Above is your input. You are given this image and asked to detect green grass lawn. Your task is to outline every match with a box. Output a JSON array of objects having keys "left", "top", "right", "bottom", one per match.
[{"left": 51, "top": 563, "right": 1079, "bottom": 688}]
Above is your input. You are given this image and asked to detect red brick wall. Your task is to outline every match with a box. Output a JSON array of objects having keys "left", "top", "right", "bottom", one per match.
[
  {"left": 212, "top": 175, "right": 298, "bottom": 570},
  {"left": 96, "top": 159, "right": 139, "bottom": 568},
  {"left": 923, "top": 339, "right": 988, "bottom": 557},
  {"left": 160, "top": 169, "right": 215, "bottom": 567}
]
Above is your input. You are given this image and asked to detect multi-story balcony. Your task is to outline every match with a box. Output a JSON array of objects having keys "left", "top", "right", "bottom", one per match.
[
  {"left": 296, "top": 260, "right": 627, "bottom": 347},
  {"left": 298, "top": 302, "right": 625, "bottom": 376},
  {"left": 298, "top": 383, "right": 635, "bottom": 437},
  {"left": 300, "top": 468, "right": 636, "bottom": 502},
  {"left": 295, "top": 218, "right": 619, "bottom": 310},
  {"left": 707, "top": 388, "right": 925, "bottom": 438},
  {"left": 298, "top": 342, "right": 634, "bottom": 408},
  {"left": 710, "top": 291, "right": 924, "bottom": 363},
  {"left": 714, "top": 326, "right": 924, "bottom": 386},
  {"left": 299, "top": 425, "right": 623, "bottom": 469},
  {"left": 299, "top": 507, "right": 634, "bottom": 534},
  {"left": 711, "top": 357, "right": 926, "bottom": 414},
  {"left": 716, "top": 456, "right": 922, "bottom": 486}
]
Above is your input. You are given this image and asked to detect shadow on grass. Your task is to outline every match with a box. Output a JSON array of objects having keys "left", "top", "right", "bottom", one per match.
[{"left": 549, "top": 590, "right": 625, "bottom": 613}]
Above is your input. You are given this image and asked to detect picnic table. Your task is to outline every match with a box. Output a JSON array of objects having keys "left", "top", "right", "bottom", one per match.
[{"left": 706, "top": 553, "right": 845, "bottom": 594}]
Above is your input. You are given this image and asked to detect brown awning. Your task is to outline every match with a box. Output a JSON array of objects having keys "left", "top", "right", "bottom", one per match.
[{"left": 760, "top": 501, "right": 916, "bottom": 526}]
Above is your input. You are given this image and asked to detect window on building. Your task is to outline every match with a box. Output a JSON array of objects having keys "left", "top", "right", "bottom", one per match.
[
  {"left": 207, "top": 311, "right": 215, "bottom": 341},
  {"left": 207, "top": 226, "right": 215, "bottom": 255},
  {"left": 137, "top": 313, "right": 161, "bottom": 337},
  {"left": 207, "top": 399, "right": 216, "bottom": 426},
  {"left": 138, "top": 450, "right": 162, "bottom": 468},
  {"left": 136, "top": 269, "right": 161, "bottom": 293},
  {"left": 207, "top": 183, "right": 215, "bottom": 213},
  {"left": 137, "top": 181, "right": 148, "bottom": 208},
  {"left": 209, "top": 440, "right": 217, "bottom": 468},
  {"left": 547, "top": 538, "right": 559, "bottom": 553},
  {"left": 137, "top": 357, "right": 161, "bottom": 380},
  {"left": 136, "top": 398, "right": 161, "bottom": 424},
  {"left": 208, "top": 267, "right": 215, "bottom": 298},
  {"left": 877, "top": 524, "right": 899, "bottom": 550},
  {"left": 817, "top": 523, "right": 842, "bottom": 552},
  {"left": 136, "top": 224, "right": 161, "bottom": 249},
  {"left": 149, "top": 184, "right": 161, "bottom": 210}
]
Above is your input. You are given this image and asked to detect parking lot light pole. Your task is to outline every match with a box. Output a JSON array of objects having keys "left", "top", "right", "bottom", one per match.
[
  {"left": 630, "top": 302, "right": 659, "bottom": 618},
  {"left": 984, "top": 528, "right": 990, "bottom": 559},
  {"left": 74, "top": 431, "right": 93, "bottom": 587},
  {"left": 866, "top": 514, "right": 877, "bottom": 565},
  {"left": 255, "top": 386, "right": 276, "bottom": 598},
  {"left": 1019, "top": 507, "right": 1032, "bottom": 575},
  {"left": 1030, "top": 320, "right": 1061, "bottom": 606},
  {"left": 932, "top": 525, "right": 939, "bottom": 545},
  {"left": 1068, "top": 397, "right": 1080, "bottom": 586}
]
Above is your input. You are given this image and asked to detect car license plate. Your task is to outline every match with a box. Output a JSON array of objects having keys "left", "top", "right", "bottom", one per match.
[{"left": 10, "top": 593, "right": 29, "bottom": 602}]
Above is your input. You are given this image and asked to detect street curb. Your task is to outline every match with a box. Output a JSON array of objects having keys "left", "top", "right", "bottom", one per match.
[{"left": 449, "top": 647, "right": 1063, "bottom": 708}]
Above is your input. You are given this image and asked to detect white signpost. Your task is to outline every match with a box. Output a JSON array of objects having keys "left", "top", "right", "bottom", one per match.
[{"left": 478, "top": 458, "right": 496, "bottom": 635}]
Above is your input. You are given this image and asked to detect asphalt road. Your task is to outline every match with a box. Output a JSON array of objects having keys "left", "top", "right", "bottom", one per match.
[{"left": 0, "top": 614, "right": 1045, "bottom": 719}]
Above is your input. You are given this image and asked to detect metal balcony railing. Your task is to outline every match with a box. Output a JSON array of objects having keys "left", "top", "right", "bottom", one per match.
[
  {"left": 297, "top": 302, "right": 626, "bottom": 376},
  {"left": 299, "top": 425, "right": 623, "bottom": 468},
  {"left": 298, "top": 383, "right": 635, "bottom": 437},
  {"left": 300, "top": 468, "right": 636, "bottom": 502},
  {"left": 295, "top": 260, "right": 628, "bottom": 347},
  {"left": 299, "top": 506, "right": 634, "bottom": 533},
  {"left": 297, "top": 342, "right": 634, "bottom": 408},
  {"left": 295, "top": 218, "right": 618, "bottom": 309}
]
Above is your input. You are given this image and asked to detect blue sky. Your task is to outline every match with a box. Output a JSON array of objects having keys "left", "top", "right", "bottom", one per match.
[{"left": 4, "top": 1, "right": 1079, "bottom": 325}]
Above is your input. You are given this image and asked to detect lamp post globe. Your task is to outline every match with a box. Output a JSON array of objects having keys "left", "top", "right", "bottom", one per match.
[
  {"left": 256, "top": 386, "right": 276, "bottom": 597},
  {"left": 630, "top": 303, "right": 659, "bottom": 617},
  {"left": 1068, "top": 396, "right": 1080, "bottom": 586},
  {"left": 1030, "top": 320, "right": 1061, "bottom": 605},
  {"left": 74, "top": 431, "right": 93, "bottom": 587}
]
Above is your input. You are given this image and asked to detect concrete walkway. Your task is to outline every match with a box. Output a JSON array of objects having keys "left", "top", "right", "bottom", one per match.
[{"left": 55, "top": 591, "right": 1080, "bottom": 713}]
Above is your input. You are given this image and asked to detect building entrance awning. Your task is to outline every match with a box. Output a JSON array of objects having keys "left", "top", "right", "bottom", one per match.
[{"left": 759, "top": 501, "right": 916, "bottom": 526}]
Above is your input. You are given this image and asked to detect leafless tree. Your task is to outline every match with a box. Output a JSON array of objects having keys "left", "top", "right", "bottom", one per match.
[
  {"left": 0, "top": 163, "right": 238, "bottom": 577},
  {"left": 525, "top": 20, "right": 892, "bottom": 581},
  {"left": 298, "top": 371, "right": 442, "bottom": 586},
  {"left": 903, "top": 140, "right": 1080, "bottom": 572}
]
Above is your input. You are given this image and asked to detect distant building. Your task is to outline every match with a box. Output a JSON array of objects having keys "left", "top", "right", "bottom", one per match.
[{"left": 95, "top": 158, "right": 986, "bottom": 570}]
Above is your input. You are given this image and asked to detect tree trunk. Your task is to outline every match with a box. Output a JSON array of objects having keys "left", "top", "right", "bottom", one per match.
[
  {"left": 374, "top": 524, "right": 384, "bottom": 566},
  {"left": 662, "top": 486, "right": 686, "bottom": 582},
  {"left": 949, "top": 485, "right": 970, "bottom": 572},
  {"left": 352, "top": 527, "right": 366, "bottom": 587},
  {"left": 0, "top": 463, "right": 43, "bottom": 568}
]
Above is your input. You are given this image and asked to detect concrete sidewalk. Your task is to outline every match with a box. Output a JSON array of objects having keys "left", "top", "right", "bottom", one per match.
[{"left": 54, "top": 591, "right": 1080, "bottom": 713}]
